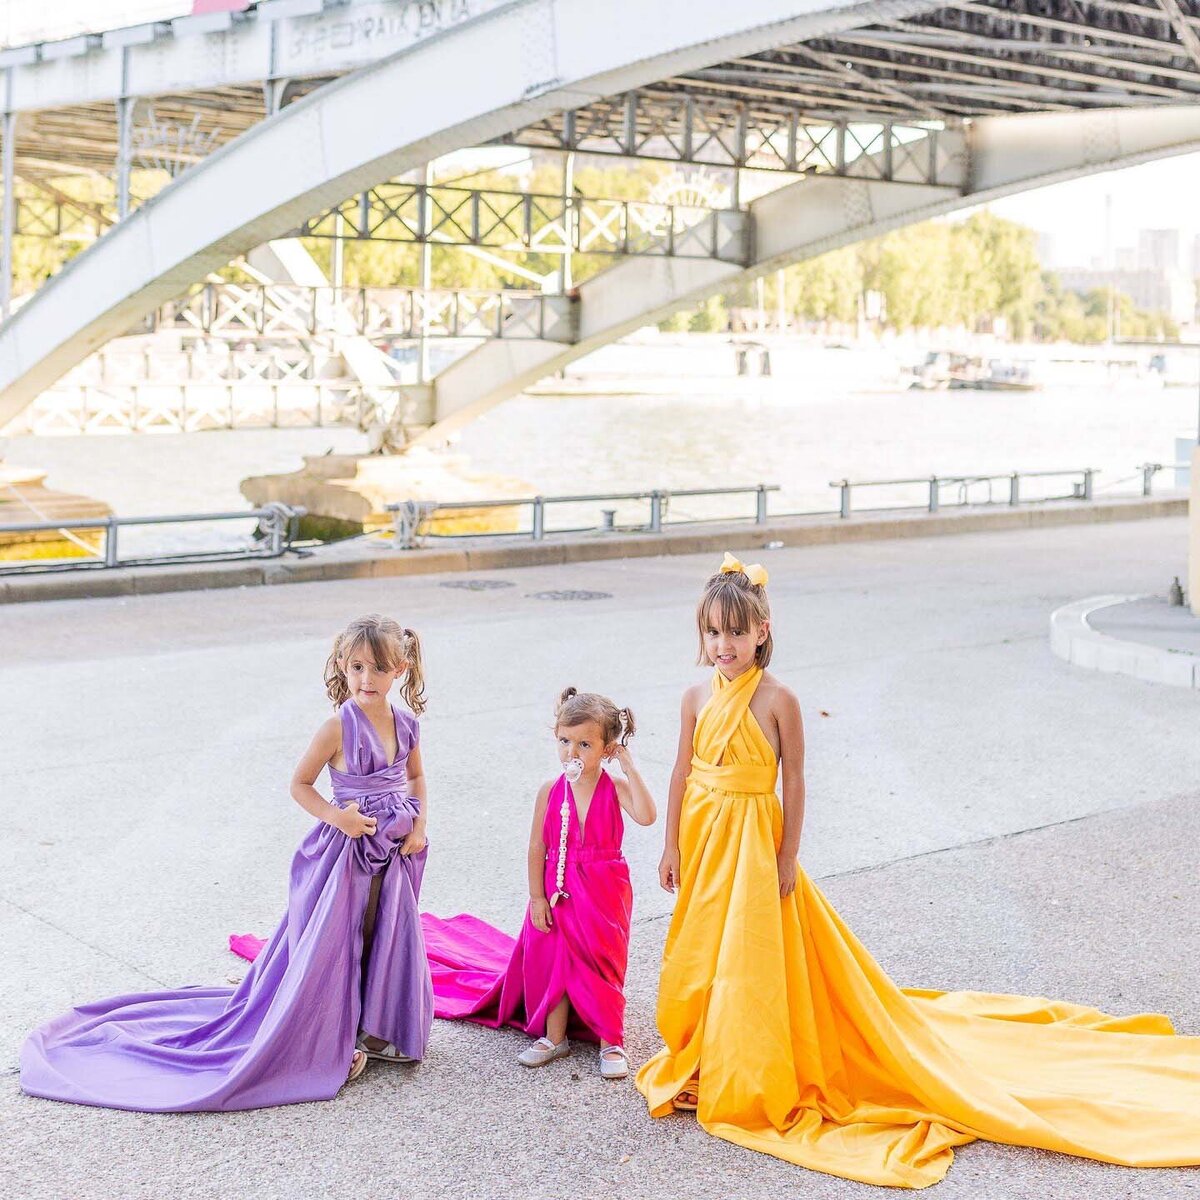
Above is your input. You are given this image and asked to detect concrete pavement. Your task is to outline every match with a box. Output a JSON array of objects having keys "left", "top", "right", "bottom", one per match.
[{"left": 2, "top": 517, "right": 1198, "bottom": 1198}]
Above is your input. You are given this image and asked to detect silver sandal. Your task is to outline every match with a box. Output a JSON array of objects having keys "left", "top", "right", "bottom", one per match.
[{"left": 517, "top": 1036, "right": 571, "bottom": 1067}]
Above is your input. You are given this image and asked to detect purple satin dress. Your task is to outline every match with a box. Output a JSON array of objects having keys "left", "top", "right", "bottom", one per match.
[{"left": 20, "top": 700, "right": 433, "bottom": 1112}]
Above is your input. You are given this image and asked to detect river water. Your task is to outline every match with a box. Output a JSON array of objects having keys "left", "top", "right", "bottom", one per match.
[{"left": 3, "top": 339, "right": 1196, "bottom": 554}]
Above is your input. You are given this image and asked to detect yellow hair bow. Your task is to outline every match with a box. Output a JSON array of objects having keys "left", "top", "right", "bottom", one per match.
[{"left": 720, "top": 551, "right": 768, "bottom": 588}]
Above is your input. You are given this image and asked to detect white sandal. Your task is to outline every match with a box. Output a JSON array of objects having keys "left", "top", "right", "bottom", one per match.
[
  {"left": 599, "top": 1044, "right": 629, "bottom": 1080},
  {"left": 517, "top": 1036, "right": 571, "bottom": 1067}
]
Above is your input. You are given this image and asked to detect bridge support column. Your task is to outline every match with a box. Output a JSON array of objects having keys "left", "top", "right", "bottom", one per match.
[
  {"left": 116, "top": 97, "right": 134, "bottom": 221},
  {"left": 1, "top": 110, "right": 15, "bottom": 320}
]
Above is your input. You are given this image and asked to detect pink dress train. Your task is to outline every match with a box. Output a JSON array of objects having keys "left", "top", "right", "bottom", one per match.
[{"left": 422, "top": 771, "right": 632, "bottom": 1045}]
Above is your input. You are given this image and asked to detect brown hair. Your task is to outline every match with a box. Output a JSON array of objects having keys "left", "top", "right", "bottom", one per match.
[
  {"left": 554, "top": 687, "right": 635, "bottom": 748},
  {"left": 696, "top": 567, "right": 773, "bottom": 668},
  {"left": 324, "top": 614, "right": 427, "bottom": 715}
]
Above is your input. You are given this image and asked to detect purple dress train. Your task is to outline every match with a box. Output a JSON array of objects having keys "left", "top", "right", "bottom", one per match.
[{"left": 20, "top": 700, "right": 433, "bottom": 1112}]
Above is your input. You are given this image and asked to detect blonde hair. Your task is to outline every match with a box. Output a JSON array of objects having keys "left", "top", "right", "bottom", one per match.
[
  {"left": 696, "top": 567, "right": 773, "bottom": 668},
  {"left": 554, "top": 687, "right": 635, "bottom": 748},
  {"left": 324, "top": 614, "right": 427, "bottom": 715}
]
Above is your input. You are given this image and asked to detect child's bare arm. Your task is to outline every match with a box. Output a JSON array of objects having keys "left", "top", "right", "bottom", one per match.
[
  {"left": 659, "top": 688, "right": 699, "bottom": 892},
  {"left": 527, "top": 781, "right": 553, "bottom": 932},
  {"left": 775, "top": 688, "right": 806, "bottom": 897},
  {"left": 399, "top": 744, "right": 428, "bottom": 855},
  {"left": 610, "top": 745, "right": 657, "bottom": 826},
  {"left": 290, "top": 718, "right": 376, "bottom": 838}
]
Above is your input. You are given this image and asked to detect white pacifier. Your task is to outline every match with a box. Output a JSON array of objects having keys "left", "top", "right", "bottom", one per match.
[{"left": 563, "top": 757, "right": 585, "bottom": 783}]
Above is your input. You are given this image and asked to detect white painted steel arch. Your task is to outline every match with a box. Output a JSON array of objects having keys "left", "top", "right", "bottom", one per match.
[
  {"left": 0, "top": 0, "right": 946, "bottom": 424},
  {"left": 418, "top": 104, "right": 1200, "bottom": 444}
]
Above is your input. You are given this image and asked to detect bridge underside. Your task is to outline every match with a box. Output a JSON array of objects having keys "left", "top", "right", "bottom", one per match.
[{"left": 3, "top": 0, "right": 1200, "bottom": 428}]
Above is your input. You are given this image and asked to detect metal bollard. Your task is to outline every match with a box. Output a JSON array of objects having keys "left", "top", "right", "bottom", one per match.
[
  {"left": 1142, "top": 463, "right": 1159, "bottom": 496},
  {"left": 1008, "top": 472, "right": 1020, "bottom": 506},
  {"left": 648, "top": 490, "right": 664, "bottom": 533},
  {"left": 927, "top": 476, "right": 939, "bottom": 513},
  {"left": 531, "top": 496, "right": 545, "bottom": 541},
  {"left": 600, "top": 508, "right": 616, "bottom": 532},
  {"left": 105, "top": 516, "right": 119, "bottom": 567},
  {"left": 755, "top": 484, "right": 768, "bottom": 524},
  {"left": 1082, "top": 468, "right": 1094, "bottom": 501},
  {"left": 838, "top": 480, "right": 851, "bottom": 519}
]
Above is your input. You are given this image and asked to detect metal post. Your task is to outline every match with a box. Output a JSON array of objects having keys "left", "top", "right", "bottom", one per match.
[
  {"left": 1009, "top": 472, "right": 1020, "bottom": 506},
  {"left": 1, "top": 110, "right": 15, "bottom": 320},
  {"left": 531, "top": 496, "right": 545, "bottom": 540},
  {"left": 649, "top": 490, "right": 664, "bottom": 532},
  {"left": 116, "top": 96, "right": 134, "bottom": 221},
  {"left": 1142, "top": 463, "right": 1157, "bottom": 497},
  {"left": 104, "top": 516, "right": 119, "bottom": 567},
  {"left": 333, "top": 210, "right": 345, "bottom": 301},
  {"left": 928, "top": 476, "right": 939, "bottom": 513},
  {"left": 558, "top": 151, "right": 574, "bottom": 294},
  {"left": 838, "top": 481, "right": 851, "bottom": 519},
  {"left": 1082, "top": 468, "right": 1094, "bottom": 501},
  {"left": 755, "top": 484, "right": 768, "bottom": 524},
  {"left": 418, "top": 163, "right": 433, "bottom": 384}
]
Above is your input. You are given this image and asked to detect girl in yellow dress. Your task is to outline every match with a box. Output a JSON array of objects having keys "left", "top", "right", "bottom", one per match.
[{"left": 636, "top": 552, "right": 1200, "bottom": 1189}]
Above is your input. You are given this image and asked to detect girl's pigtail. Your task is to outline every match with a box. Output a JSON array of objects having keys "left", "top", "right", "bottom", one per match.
[
  {"left": 324, "top": 635, "right": 350, "bottom": 708},
  {"left": 618, "top": 706, "right": 636, "bottom": 745},
  {"left": 559, "top": 686, "right": 578, "bottom": 707},
  {"left": 401, "top": 627, "right": 428, "bottom": 716}
]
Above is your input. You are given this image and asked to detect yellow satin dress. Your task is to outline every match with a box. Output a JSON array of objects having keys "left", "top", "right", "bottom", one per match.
[{"left": 636, "top": 666, "right": 1200, "bottom": 1188}]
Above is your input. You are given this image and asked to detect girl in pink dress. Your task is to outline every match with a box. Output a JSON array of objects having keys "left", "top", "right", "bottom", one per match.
[{"left": 422, "top": 689, "right": 656, "bottom": 1078}]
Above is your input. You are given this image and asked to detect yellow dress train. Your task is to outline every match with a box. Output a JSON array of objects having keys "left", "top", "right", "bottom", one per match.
[{"left": 636, "top": 667, "right": 1200, "bottom": 1189}]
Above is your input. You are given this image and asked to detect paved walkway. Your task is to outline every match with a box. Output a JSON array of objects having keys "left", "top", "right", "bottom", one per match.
[{"left": 3, "top": 517, "right": 1198, "bottom": 1198}]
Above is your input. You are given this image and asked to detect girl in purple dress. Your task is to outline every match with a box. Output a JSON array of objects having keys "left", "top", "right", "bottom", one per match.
[{"left": 21, "top": 614, "right": 434, "bottom": 1112}]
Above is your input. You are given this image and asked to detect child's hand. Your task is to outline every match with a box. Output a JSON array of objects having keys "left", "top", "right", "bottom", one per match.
[
  {"left": 400, "top": 822, "right": 427, "bottom": 856},
  {"left": 658, "top": 845, "right": 681, "bottom": 893},
  {"left": 776, "top": 853, "right": 798, "bottom": 898},
  {"left": 335, "top": 803, "right": 377, "bottom": 839},
  {"left": 529, "top": 897, "right": 553, "bottom": 933},
  {"left": 608, "top": 744, "right": 634, "bottom": 774}
]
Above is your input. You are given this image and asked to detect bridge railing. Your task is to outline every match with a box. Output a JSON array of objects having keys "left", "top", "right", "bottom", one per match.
[
  {"left": 298, "top": 184, "right": 750, "bottom": 263},
  {"left": 0, "top": 503, "right": 305, "bottom": 575},
  {"left": 145, "top": 284, "right": 578, "bottom": 343}
]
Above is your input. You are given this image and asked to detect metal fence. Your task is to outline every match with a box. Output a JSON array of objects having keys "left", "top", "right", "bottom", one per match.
[
  {"left": 0, "top": 503, "right": 305, "bottom": 575},
  {"left": 388, "top": 485, "right": 778, "bottom": 548}
]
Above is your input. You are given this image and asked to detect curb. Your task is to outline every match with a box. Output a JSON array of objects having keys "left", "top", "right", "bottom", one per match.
[
  {"left": 1049, "top": 594, "right": 1200, "bottom": 690},
  {"left": 2, "top": 494, "right": 1188, "bottom": 606}
]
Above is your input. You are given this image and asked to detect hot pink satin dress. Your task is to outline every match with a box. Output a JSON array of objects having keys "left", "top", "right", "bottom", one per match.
[{"left": 422, "top": 770, "right": 632, "bottom": 1045}]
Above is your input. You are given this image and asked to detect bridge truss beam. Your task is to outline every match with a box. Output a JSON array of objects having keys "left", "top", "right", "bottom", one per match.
[{"left": 416, "top": 103, "right": 1200, "bottom": 443}]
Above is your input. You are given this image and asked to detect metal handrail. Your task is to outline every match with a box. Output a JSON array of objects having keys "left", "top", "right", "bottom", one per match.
[
  {"left": 0, "top": 503, "right": 305, "bottom": 574},
  {"left": 828, "top": 468, "right": 1095, "bottom": 519},
  {"left": 386, "top": 484, "right": 779, "bottom": 549}
]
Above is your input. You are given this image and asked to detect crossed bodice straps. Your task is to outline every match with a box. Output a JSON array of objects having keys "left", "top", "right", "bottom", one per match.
[{"left": 689, "top": 667, "right": 778, "bottom": 796}]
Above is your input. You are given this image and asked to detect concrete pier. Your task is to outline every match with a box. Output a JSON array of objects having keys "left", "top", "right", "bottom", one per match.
[{"left": 3, "top": 517, "right": 1198, "bottom": 1199}]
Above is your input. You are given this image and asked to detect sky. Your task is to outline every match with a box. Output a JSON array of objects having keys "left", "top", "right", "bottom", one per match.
[{"left": 2, "top": 0, "right": 1198, "bottom": 270}]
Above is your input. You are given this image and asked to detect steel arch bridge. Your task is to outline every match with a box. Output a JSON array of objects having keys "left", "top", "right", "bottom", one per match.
[{"left": 1, "top": 0, "right": 1200, "bottom": 440}]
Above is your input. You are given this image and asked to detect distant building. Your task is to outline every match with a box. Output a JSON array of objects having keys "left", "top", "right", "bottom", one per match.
[
  {"left": 1114, "top": 247, "right": 1138, "bottom": 272},
  {"left": 1057, "top": 266, "right": 1196, "bottom": 325},
  {"left": 1138, "top": 229, "right": 1183, "bottom": 274}
]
